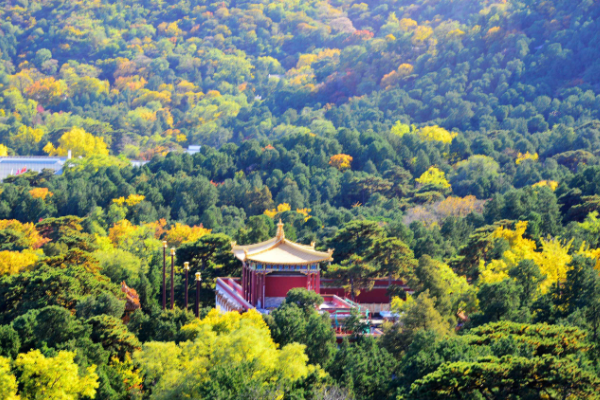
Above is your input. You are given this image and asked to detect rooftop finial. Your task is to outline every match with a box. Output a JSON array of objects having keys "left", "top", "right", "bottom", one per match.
[{"left": 276, "top": 219, "right": 285, "bottom": 239}]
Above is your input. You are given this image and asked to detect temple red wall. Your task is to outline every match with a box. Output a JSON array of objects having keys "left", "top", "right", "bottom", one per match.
[
  {"left": 319, "top": 287, "right": 390, "bottom": 303},
  {"left": 264, "top": 275, "right": 307, "bottom": 297},
  {"left": 320, "top": 279, "right": 406, "bottom": 304},
  {"left": 256, "top": 275, "right": 403, "bottom": 304},
  {"left": 357, "top": 288, "right": 391, "bottom": 303}
]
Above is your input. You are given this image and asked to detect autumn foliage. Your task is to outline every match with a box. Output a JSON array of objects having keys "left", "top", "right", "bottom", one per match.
[
  {"left": 404, "top": 195, "right": 487, "bottom": 225},
  {"left": 44, "top": 127, "right": 108, "bottom": 158},
  {"left": 415, "top": 166, "right": 451, "bottom": 189},
  {"left": 164, "top": 223, "right": 212, "bottom": 246},
  {"left": 0, "top": 219, "right": 49, "bottom": 249},
  {"left": 478, "top": 221, "right": 575, "bottom": 292},
  {"left": 329, "top": 154, "right": 353, "bottom": 170},
  {"left": 516, "top": 152, "right": 539, "bottom": 165},
  {"left": 0, "top": 0, "right": 600, "bottom": 398},
  {"left": 113, "top": 194, "right": 146, "bottom": 207},
  {"left": 29, "top": 187, "right": 53, "bottom": 200},
  {"left": 0, "top": 250, "right": 38, "bottom": 275},
  {"left": 264, "top": 203, "right": 292, "bottom": 218}
]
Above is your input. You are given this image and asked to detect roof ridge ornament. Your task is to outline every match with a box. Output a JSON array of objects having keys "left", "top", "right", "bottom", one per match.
[{"left": 276, "top": 219, "right": 285, "bottom": 239}]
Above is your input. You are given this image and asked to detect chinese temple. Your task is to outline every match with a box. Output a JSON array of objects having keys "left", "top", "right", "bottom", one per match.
[{"left": 215, "top": 220, "right": 408, "bottom": 320}]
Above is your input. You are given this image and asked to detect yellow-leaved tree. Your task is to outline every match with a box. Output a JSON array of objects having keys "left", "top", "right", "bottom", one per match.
[
  {"left": 126, "top": 194, "right": 145, "bottom": 206},
  {"left": 0, "top": 219, "right": 48, "bottom": 276},
  {"left": 479, "top": 221, "right": 574, "bottom": 292},
  {"left": 399, "top": 18, "right": 417, "bottom": 31},
  {"left": 329, "top": 154, "right": 353, "bottom": 170},
  {"left": 397, "top": 63, "right": 414, "bottom": 77},
  {"left": 516, "top": 151, "right": 539, "bottom": 165},
  {"left": 417, "top": 125, "right": 456, "bottom": 144},
  {"left": 0, "top": 357, "right": 19, "bottom": 400},
  {"left": 297, "top": 54, "right": 318, "bottom": 68},
  {"left": 0, "top": 144, "right": 9, "bottom": 156},
  {"left": 164, "top": 223, "right": 212, "bottom": 246},
  {"left": 0, "top": 220, "right": 48, "bottom": 249},
  {"left": 296, "top": 208, "right": 312, "bottom": 222},
  {"left": 412, "top": 25, "right": 433, "bottom": 45},
  {"left": 108, "top": 219, "right": 140, "bottom": 248},
  {"left": 44, "top": 127, "right": 109, "bottom": 158},
  {"left": 111, "top": 194, "right": 146, "bottom": 207},
  {"left": 415, "top": 166, "right": 451, "bottom": 189},
  {"left": 29, "top": 187, "right": 53, "bottom": 200},
  {"left": 264, "top": 203, "right": 292, "bottom": 218},
  {"left": 533, "top": 180, "right": 559, "bottom": 191},
  {"left": 390, "top": 121, "right": 412, "bottom": 138},
  {"left": 135, "top": 309, "right": 321, "bottom": 398},
  {"left": 0, "top": 251, "right": 38, "bottom": 275},
  {"left": 11, "top": 125, "right": 44, "bottom": 151},
  {"left": 10, "top": 350, "right": 99, "bottom": 400},
  {"left": 107, "top": 219, "right": 162, "bottom": 256},
  {"left": 112, "top": 194, "right": 145, "bottom": 207},
  {"left": 70, "top": 76, "right": 110, "bottom": 98}
]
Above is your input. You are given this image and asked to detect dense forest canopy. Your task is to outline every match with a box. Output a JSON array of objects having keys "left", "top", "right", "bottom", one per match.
[
  {"left": 2, "top": 0, "right": 600, "bottom": 399},
  {"left": 1, "top": 0, "right": 600, "bottom": 153}
]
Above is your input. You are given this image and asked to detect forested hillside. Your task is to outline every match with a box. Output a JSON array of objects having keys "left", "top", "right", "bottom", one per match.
[{"left": 2, "top": 0, "right": 600, "bottom": 399}]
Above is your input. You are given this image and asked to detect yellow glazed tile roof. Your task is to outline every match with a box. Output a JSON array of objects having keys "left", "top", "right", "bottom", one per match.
[{"left": 231, "top": 220, "right": 333, "bottom": 264}]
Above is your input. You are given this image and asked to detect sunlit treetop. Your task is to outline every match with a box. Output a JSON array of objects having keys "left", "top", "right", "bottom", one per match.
[
  {"left": 516, "top": 152, "right": 539, "bottom": 165},
  {"left": 329, "top": 154, "right": 353, "bottom": 170},
  {"left": 416, "top": 166, "right": 451, "bottom": 189},
  {"left": 264, "top": 203, "right": 291, "bottom": 218},
  {"left": 43, "top": 127, "right": 108, "bottom": 158},
  {"left": 533, "top": 180, "right": 559, "bottom": 191}
]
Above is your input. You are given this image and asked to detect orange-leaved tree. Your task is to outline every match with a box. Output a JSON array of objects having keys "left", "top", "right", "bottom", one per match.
[
  {"left": 329, "top": 154, "right": 353, "bottom": 170},
  {"left": 24, "top": 77, "right": 69, "bottom": 106},
  {"left": 29, "top": 188, "right": 53, "bottom": 200},
  {"left": 0, "top": 219, "right": 49, "bottom": 249}
]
